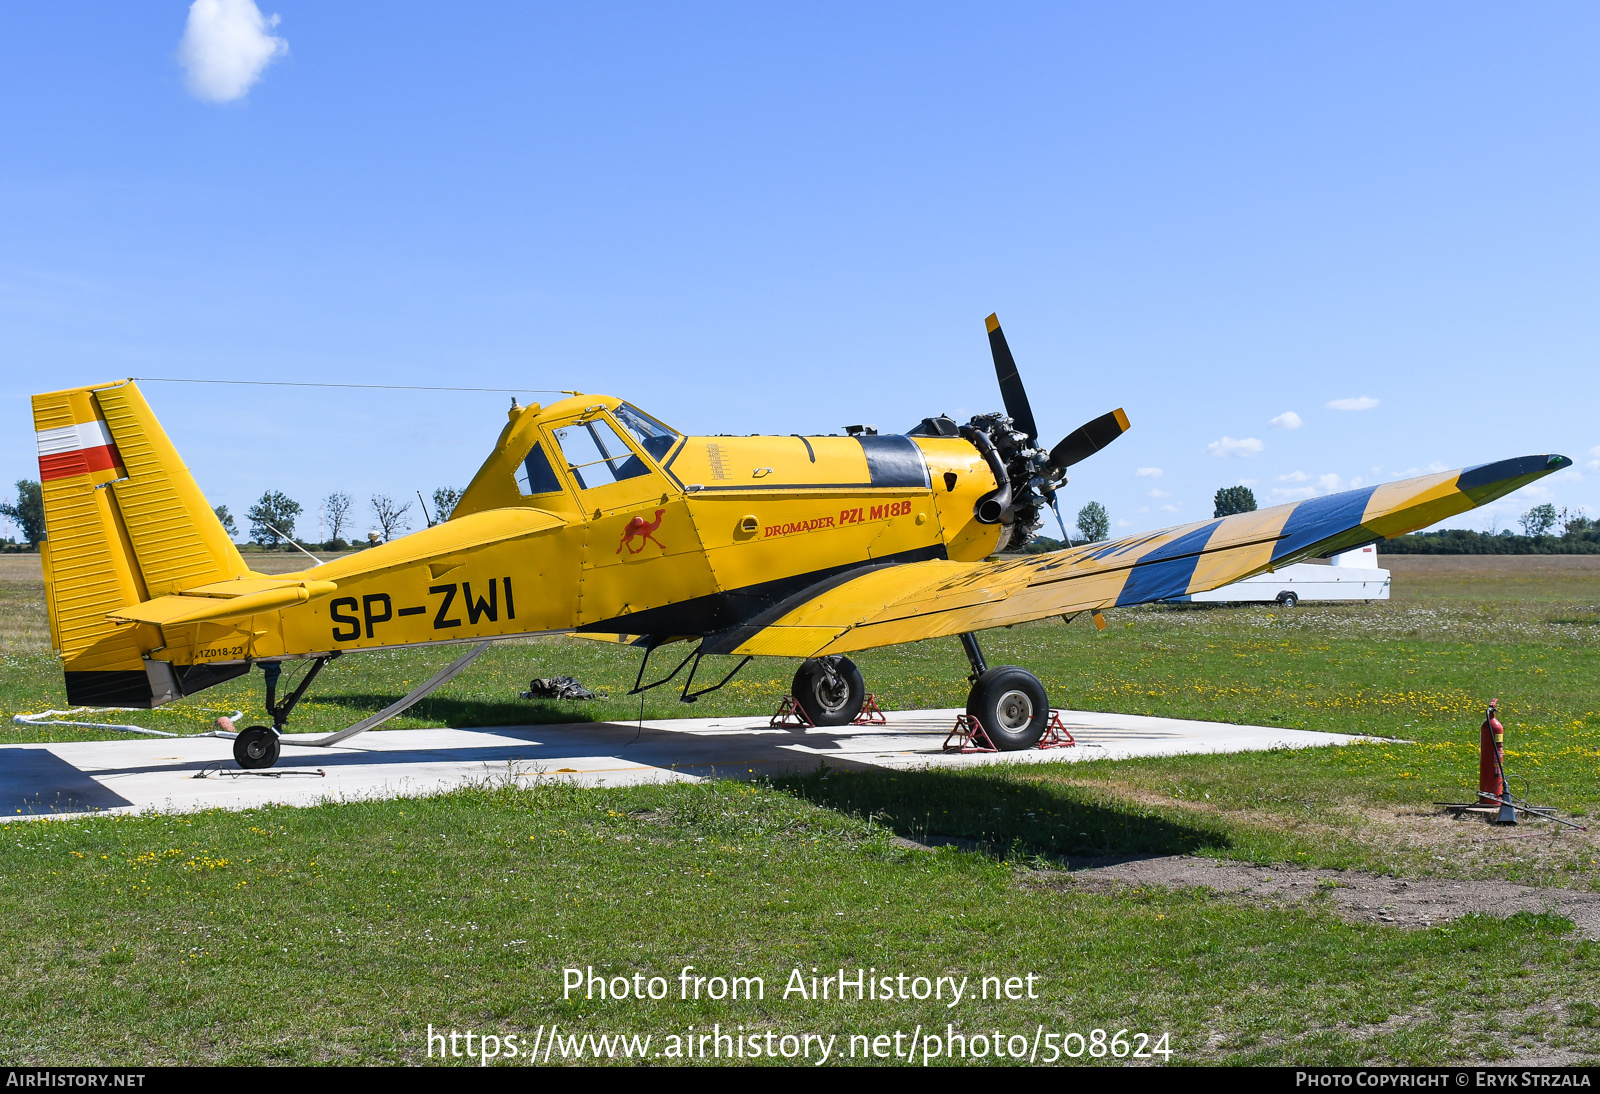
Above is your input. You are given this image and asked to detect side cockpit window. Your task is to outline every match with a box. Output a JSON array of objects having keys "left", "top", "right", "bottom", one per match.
[
  {"left": 516, "top": 442, "right": 564, "bottom": 496},
  {"left": 614, "top": 403, "right": 679, "bottom": 461},
  {"left": 551, "top": 418, "right": 651, "bottom": 489}
]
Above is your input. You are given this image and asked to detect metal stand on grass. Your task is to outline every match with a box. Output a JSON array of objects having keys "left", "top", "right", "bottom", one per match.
[{"left": 769, "top": 692, "right": 888, "bottom": 728}]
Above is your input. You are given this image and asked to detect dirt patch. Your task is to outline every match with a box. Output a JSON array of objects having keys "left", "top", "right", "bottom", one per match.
[
  {"left": 890, "top": 832, "right": 1600, "bottom": 935},
  {"left": 1039, "top": 854, "right": 1600, "bottom": 937}
]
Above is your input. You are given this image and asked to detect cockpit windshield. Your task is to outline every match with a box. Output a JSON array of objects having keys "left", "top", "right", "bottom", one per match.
[{"left": 612, "top": 403, "right": 680, "bottom": 461}]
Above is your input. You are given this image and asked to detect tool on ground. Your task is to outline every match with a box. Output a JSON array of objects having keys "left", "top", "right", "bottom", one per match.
[{"left": 521, "top": 675, "right": 607, "bottom": 701}]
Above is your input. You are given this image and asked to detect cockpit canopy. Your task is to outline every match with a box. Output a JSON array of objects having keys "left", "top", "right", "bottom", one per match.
[{"left": 514, "top": 402, "right": 681, "bottom": 497}]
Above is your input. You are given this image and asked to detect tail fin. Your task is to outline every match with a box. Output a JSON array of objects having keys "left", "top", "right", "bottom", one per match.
[{"left": 32, "top": 380, "right": 250, "bottom": 707}]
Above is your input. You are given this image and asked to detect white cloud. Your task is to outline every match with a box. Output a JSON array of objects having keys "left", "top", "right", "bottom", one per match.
[
  {"left": 1160, "top": 504, "right": 1180, "bottom": 513},
  {"left": 1271, "top": 486, "right": 1316, "bottom": 501},
  {"left": 1318, "top": 473, "right": 1344, "bottom": 493},
  {"left": 1590, "top": 445, "right": 1600, "bottom": 457},
  {"left": 1237, "top": 478, "right": 1258, "bottom": 487},
  {"left": 1147, "top": 488, "right": 1171, "bottom": 498},
  {"left": 1269, "top": 411, "right": 1302, "bottom": 430},
  {"left": 1587, "top": 460, "right": 1599, "bottom": 474},
  {"left": 1277, "top": 470, "right": 1309, "bottom": 483},
  {"left": 1114, "top": 518, "right": 1134, "bottom": 528},
  {"left": 1326, "top": 396, "right": 1379, "bottom": 411},
  {"left": 179, "top": 0, "right": 288, "bottom": 103},
  {"left": 1135, "top": 467, "right": 1163, "bottom": 478},
  {"left": 1207, "top": 436, "right": 1263, "bottom": 458}
]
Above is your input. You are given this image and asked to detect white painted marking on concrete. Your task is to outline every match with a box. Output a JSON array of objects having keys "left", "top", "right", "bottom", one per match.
[{"left": 0, "top": 708, "right": 1374, "bottom": 821}]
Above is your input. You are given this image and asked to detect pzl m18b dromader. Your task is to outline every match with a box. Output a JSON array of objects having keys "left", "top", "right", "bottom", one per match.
[{"left": 32, "top": 315, "right": 1569, "bottom": 768}]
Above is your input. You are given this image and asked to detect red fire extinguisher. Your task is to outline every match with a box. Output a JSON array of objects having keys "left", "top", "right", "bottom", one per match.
[{"left": 1478, "top": 700, "right": 1516, "bottom": 825}]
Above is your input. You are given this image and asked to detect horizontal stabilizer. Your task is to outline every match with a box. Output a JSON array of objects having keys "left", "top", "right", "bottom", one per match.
[{"left": 109, "top": 579, "right": 339, "bottom": 627}]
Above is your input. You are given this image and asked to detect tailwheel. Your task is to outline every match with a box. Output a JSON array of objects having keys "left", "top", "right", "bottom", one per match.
[
  {"left": 966, "top": 666, "right": 1049, "bottom": 750},
  {"left": 233, "top": 726, "right": 281, "bottom": 770},
  {"left": 791, "top": 656, "right": 865, "bottom": 727}
]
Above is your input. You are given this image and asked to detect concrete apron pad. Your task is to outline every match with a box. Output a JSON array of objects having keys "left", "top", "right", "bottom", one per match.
[{"left": 1, "top": 708, "right": 1373, "bottom": 822}]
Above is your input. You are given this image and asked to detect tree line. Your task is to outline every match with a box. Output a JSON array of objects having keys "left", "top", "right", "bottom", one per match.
[
  {"left": 0, "top": 478, "right": 463, "bottom": 552},
  {"left": 1384, "top": 505, "right": 1600, "bottom": 554},
  {"left": 8, "top": 474, "right": 1587, "bottom": 557},
  {"left": 226, "top": 487, "right": 467, "bottom": 550}
]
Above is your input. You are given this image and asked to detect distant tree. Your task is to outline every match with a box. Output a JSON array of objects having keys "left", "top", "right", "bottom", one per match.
[
  {"left": 1075, "top": 501, "right": 1109, "bottom": 543},
  {"left": 0, "top": 479, "right": 45, "bottom": 547},
  {"left": 213, "top": 504, "right": 238, "bottom": 538},
  {"left": 1214, "top": 485, "right": 1257, "bottom": 518},
  {"left": 370, "top": 494, "right": 411, "bottom": 542},
  {"left": 1519, "top": 503, "right": 1558, "bottom": 537},
  {"left": 323, "top": 491, "right": 353, "bottom": 545},
  {"left": 247, "top": 490, "right": 302, "bottom": 546},
  {"left": 1558, "top": 507, "right": 1593, "bottom": 537},
  {"left": 432, "top": 486, "right": 464, "bottom": 523},
  {"left": 1018, "top": 535, "right": 1066, "bottom": 555}
]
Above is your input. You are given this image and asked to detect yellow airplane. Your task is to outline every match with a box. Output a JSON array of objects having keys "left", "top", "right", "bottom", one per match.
[{"left": 31, "top": 315, "right": 1569, "bottom": 769}]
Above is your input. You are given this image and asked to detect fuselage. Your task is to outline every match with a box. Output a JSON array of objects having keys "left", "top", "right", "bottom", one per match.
[{"left": 171, "top": 394, "right": 1004, "bottom": 667}]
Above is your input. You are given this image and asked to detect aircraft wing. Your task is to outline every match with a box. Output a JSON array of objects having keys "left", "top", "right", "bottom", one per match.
[{"left": 711, "top": 455, "right": 1570, "bottom": 659}]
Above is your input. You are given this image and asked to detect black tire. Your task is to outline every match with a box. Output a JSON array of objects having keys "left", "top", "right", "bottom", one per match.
[
  {"left": 1277, "top": 591, "right": 1299, "bottom": 608},
  {"left": 233, "top": 726, "right": 280, "bottom": 770},
  {"left": 966, "top": 666, "right": 1049, "bottom": 750},
  {"left": 791, "top": 657, "right": 865, "bottom": 727}
]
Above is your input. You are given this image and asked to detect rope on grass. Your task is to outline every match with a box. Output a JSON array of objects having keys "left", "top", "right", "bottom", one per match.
[{"left": 13, "top": 708, "right": 244, "bottom": 739}]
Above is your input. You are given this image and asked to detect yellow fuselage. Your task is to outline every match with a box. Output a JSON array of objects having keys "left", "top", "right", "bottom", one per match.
[{"left": 161, "top": 394, "right": 1002, "bottom": 669}]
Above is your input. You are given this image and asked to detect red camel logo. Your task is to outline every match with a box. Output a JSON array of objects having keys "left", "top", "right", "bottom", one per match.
[{"left": 617, "top": 509, "right": 666, "bottom": 555}]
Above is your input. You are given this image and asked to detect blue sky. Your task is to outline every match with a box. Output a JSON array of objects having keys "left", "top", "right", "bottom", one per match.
[{"left": 3, "top": 2, "right": 1597, "bottom": 543}]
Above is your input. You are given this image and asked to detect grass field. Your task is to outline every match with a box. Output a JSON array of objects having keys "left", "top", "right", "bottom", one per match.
[{"left": 1, "top": 553, "right": 1598, "bottom": 1064}]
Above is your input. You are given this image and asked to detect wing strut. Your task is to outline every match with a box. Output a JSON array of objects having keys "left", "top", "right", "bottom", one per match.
[{"left": 287, "top": 641, "right": 492, "bottom": 749}]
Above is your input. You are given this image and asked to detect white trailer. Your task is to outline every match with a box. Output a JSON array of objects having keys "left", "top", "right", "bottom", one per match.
[{"left": 1167, "top": 543, "right": 1389, "bottom": 607}]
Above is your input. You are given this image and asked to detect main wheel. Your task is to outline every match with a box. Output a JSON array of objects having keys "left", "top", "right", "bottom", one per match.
[
  {"left": 1277, "top": 591, "right": 1299, "bottom": 608},
  {"left": 966, "top": 666, "right": 1049, "bottom": 750},
  {"left": 791, "top": 657, "right": 865, "bottom": 727},
  {"left": 233, "top": 726, "right": 281, "bottom": 770}
]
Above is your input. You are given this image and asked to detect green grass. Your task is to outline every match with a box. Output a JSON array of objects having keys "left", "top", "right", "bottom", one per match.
[
  {"left": 3, "top": 780, "right": 1597, "bottom": 1065},
  {"left": 3, "top": 555, "right": 1600, "bottom": 1063},
  {"left": 5, "top": 594, "right": 1596, "bottom": 884}
]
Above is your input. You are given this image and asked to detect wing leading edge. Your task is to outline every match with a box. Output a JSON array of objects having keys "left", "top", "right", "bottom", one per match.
[{"left": 722, "top": 454, "right": 1571, "bottom": 659}]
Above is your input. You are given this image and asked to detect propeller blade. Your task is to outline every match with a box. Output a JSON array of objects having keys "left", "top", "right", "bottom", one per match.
[
  {"left": 986, "top": 313, "right": 1039, "bottom": 443},
  {"left": 1049, "top": 407, "right": 1130, "bottom": 470}
]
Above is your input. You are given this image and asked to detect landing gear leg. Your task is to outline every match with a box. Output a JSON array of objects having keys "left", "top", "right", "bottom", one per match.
[
  {"left": 959, "top": 632, "right": 1048, "bottom": 751},
  {"left": 959, "top": 632, "right": 988, "bottom": 682},
  {"left": 232, "top": 655, "right": 338, "bottom": 770}
]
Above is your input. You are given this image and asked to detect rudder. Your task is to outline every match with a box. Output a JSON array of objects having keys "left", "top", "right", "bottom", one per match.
[{"left": 33, "top": 380, "right": 251, "bottom": 707}]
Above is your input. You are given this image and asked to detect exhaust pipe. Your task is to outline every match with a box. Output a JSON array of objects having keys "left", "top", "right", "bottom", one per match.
[{"left": 960, "top": 426, "right": 1011, "bottom": 524}]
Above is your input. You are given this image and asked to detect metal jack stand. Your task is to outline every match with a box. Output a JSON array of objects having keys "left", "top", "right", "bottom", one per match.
[
  {"left": 943, "top": 714, "right": 998, "bottom": 754},
  {"left": 770, "top": 692, "right": 889, "bottom": 727},
  {"left": 854, "top": 693, "right": 887, "bottom": 725},
  {"left": 770, "top": 696, "right": 814, "bottom": 728},
  {"left": 1036, "top": 710, "right": 1076, "bottom": 750}
]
